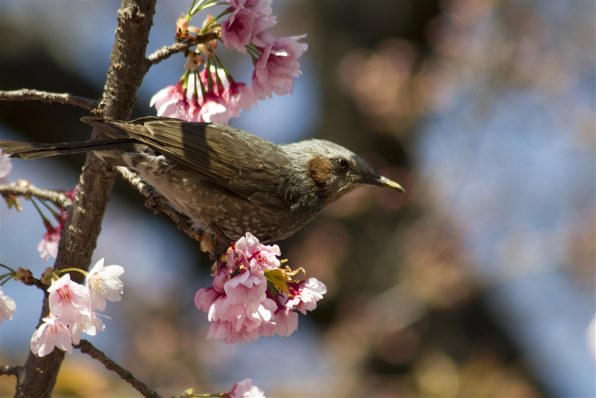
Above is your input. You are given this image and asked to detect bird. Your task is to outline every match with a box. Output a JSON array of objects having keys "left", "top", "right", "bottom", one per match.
[{"left": 0, "top": 116, "right": 405, "bottom": 243}]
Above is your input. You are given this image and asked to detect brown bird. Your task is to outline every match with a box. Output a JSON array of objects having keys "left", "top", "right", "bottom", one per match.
[{"left": 0, "top": 117, "right": 404, "bottom": 243}]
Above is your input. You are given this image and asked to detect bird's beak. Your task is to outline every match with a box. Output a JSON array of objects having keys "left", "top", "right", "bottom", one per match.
[{"left": 362, "top": 174, "right": 406, "bottom": 193}]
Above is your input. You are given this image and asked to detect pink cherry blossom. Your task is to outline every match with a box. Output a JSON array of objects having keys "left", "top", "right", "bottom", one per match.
[
  {"left": 273, "top": 277, "right": 326, "bottom": 336},
  {"left": 0, "top": 149, "right": 12, "bottom": 184},
  {"left": 205, "top": 296, "right": 278, "bottom": 343},
  {"left": 222, "top": 0, "right": 276, "bottom": 50},
  {"left": 30, "top": 316, "right": 74, "bottom": 357},
  {"left": 38, "top": 224, "right": 62, "bottom": 261},
  {"left": 194, "top": 287, "right": 220, "bottom": 313},
  {"left": 227, "top": 378, "right": 266, "bottom": 398},
  {"left": 86, "top": 258, "right": 124, "bottom": 311},
  {"left": 222, "top": 8, "right": 256, "bottom": 53},
  {"left": 151, "top": 56, "right": 260, "bottom": 123},
  {"left": 37, "top": 200, "right": 70, "bottom": 261},
  {"left": 29, "top": 259, "right": 120, "bottom": 357},
  {"left": 229, "top": 0, "right": 276, "bottom": 36},
  {"left": 228, "top": 0, "right": 272, "bottom": 16},
  {"left": 195, "top": 233, "right": 326, "bottom": 342},
  {"left": 197, "top": 97, "right": 232, "bottom": 123},
  {"left": 286, "top": 277, "right": 327, "bottom": 314},
  {"left": 195, "top": 233, "right": 284, "bottom": 343},
  {"left": 228, "top": 232, "right": 281, "bottom": 272},
  {"left": 72, "top": 308, "right": 105, "bottom": 338},
  {"left": 195, "top": 267, "right": 277, "bottom": 343},
  {"left": 150, "top": 83, "right": 190, "bottom": 120},
  {"left": 224, "top": 81, "right": 257, "bottom": 118},
  {"left": 0, "top": 287, "right": 16, "bottom": 325},
  {"left": 224, "top": 269, "right": 268, "bottom": 302},
  {"left": 272, "top": 308, "right": 298, "bottom": 337},
  {"left": 48, "top": 274, "right": 92, "bottom": 325},
  {"left": 252, "top": 35, "right": 308, "bottom": 99}
]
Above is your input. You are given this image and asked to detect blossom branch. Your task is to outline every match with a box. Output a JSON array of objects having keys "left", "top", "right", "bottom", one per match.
[
  {"left": 0, "top": 183, "right": 73, "bottom": 209},
  {"left": 0, "top": 365, "right": 22, "bottom": 378},
  {"left": 145, "top": 33, "right": 219, "bottom": 68},
  {"left": 76, "top": 340, "right": 163, "bottom": 398},
  {"left": 117, "top": 167, "right": 204, "bottom": 241},
  {"left": 0, "top": 89, "right": 97, "bottom": 111}
]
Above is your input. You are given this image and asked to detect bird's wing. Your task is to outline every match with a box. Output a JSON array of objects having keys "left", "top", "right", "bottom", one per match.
[{"left": 89, "top": 117, "right": 294, "bottom": 211}]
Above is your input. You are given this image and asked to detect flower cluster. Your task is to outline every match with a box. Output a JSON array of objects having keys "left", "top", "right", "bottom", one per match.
[
  {"left": 30, "top": 259, "right": 124, "bottom": 357},
  {"left": 151, "top": 0, "right": 307, "bottom": 123},
  {"left": 194, "top": 233, "right": 326, "bottom": 343},
  {"left": 37, "top": 188, "right": 76, "bottom": 261}
]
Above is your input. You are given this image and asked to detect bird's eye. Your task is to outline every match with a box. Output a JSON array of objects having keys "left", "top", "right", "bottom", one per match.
[{"left": 335, "top": 158, "right": 350, "bottom": 171}]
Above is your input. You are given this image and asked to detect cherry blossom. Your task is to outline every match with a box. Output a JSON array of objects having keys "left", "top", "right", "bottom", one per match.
[
  {"left": 222, "top": 0, "right": 276, "bottom": 51},
  {"left": 30, "top": 316, "right": 74, "bottom": 357},
  {"left": 272, "top": 277, "right": 326, "bottom": 336},
  {"left": 195, "top": 266, "right": 278, "bottom": 343},
  {"left": 30, "top": 259, "right": 122, "bottom": 357},
  {"left": 47, "top": 273, "right": 91, "bottom": 325},
  {"left": 196, "top": 96, "right": 232, "bottom": 123},
  {"left": 195, "top": 233, "right": 283, "bottom": 343},
  {"left": 285, "top": 277, "right": 327, "bottom": 314},
  {"left": 0, "top": 287, "right": 16, "bottom": 325},
  {"left": 152, "top": 0, "right": 305, "bottom": 123},
  {"left": 224, "top": 80, "right": 257, "bottom": 118},
  {"left": 227, "top": 378, "right": 266, "bottom": 398},
  {"left": 271, "top": 307, "right": 298, "bottom": 337},
  {"left": 72, "top": 308, "right": 105, "bottom": 338},
  {"left": 222, "top": 8, "right": 256, "bottom": 53},
  {"left": 36, "top": 192, "right": 72, "bottom": 261},
  {"left": 227, "top": 232, "right": 281, "bottom": 272},
  {"left": 150, "top": 82, "right": 189, "bottom": 119},
  {"left": 195, "top": 233, "right": 326, "bottom": 343},
  {"left": 38, "top": 224, "right": 62, "bottom": 261},
  {"left": 252, "top": 35, "right": 308, "bottom": 99},
  {"left": 228, "top": 0, "right": 273, "bottom": 17},
  {"left": 86, "top": 258, "right": 125, "bottom": 311}
]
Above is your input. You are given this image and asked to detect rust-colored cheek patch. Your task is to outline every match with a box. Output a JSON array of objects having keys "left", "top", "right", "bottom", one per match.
[{"left": 307, "top": 156, "right": 333, "bottom": 189}]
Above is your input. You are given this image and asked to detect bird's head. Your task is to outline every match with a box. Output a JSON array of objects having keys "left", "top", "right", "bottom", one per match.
[{"left": 289, "top": 139, "right": 405, "bottom": 202}]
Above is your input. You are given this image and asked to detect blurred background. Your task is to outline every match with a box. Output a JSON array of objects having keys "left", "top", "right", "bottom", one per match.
[{"left": 0, "top": 0, "right": 594, "bottom": 397}]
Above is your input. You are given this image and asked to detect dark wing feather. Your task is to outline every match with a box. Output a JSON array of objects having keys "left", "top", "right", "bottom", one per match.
[{"left": 84, "top": 116, "right": 293, "bottom": 211}]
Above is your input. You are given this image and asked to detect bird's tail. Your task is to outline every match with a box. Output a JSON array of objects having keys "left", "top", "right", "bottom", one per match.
[{"left": 0, "top": 138, "right": 135, "bottom": 160}]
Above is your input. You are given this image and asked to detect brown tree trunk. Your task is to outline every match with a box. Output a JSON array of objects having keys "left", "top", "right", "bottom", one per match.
[{"left": 14, "top": 1, "right": 155, "bottom": 396}]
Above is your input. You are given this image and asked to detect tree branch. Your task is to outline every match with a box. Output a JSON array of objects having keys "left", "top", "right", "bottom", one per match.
[
  {"left": 0, "top": 365, "right": 23, "bottom": 378},
  {"left": 14, "top": 1, "right": 157, "bottom": 397},
  {"left": 145, "top": 33, "right": 219, "bottom": 68},
  {"left": 76, "top": 340, "right": 163, "bottom": 398},
  {"left": 117, "top": 167, "right": 204, "bottom": 242},
  {"left": 0, "top": 89, "right": 97, "bottom": 111},
  {"left": 15, "top": 268, "right": 48, "bottom": 292},
  {"left": 0, "top": 183, "right": 73, "bottom": 209}
]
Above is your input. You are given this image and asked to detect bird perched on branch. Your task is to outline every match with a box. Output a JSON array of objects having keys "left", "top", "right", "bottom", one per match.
[{"left": 0, "top": 117, "right": 404, "bottom": 243}]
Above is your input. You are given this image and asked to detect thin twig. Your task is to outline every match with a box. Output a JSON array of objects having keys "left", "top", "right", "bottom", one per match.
[
  {"left": 0, "top": 89, "right": 97, "bottom": 111},
  {"left": 76, "top": 340, "right": 163, "bottom": 398},
  {"left": 117, "top": 167, "right": 203, "bottom": 241},
  {"left": 0, "top": 183, "right": 73, "bottom": 209},
  {"left": 0, "top": 365, "right": 22, "bottom": 378},
  {"left": 145, "top": 33, "right": 219, "bottom": 68},
  {"left": 15, "top": 267, "right": 48, "bottom": 292}
]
